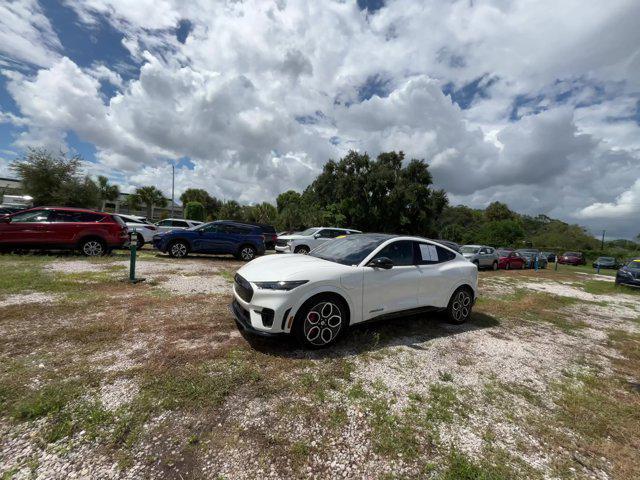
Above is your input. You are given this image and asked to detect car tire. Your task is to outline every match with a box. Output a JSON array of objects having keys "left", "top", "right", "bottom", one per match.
[
  {"left": 80, "top": 238, "right": 106, "bottom": 257},
  {"left": 293, "top": 294, "right": 348, "bottom": 349},
  {"left": 492, "top": 261, "right": 498, "bottom": 271},
  {"left": 294, "top": 246, "right": 310, "bottom": 255},
  {"left": 168, "top": 240, "right": 189, "bottom": 258},
  {"left": 238, "top": 245, "right": 257, "bottom": 262},
  {"left": 446, "top": 287, "right": 473, "bottom": 325}
]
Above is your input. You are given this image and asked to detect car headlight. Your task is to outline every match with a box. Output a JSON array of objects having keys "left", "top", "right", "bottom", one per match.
[{"left": 255, "top": 280, "right": 308, "bottom": 291}]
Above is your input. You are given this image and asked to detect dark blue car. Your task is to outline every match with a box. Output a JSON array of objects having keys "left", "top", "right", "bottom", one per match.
[
  {"left": 153, "top": 220, "right": 266, "bottom": 261},
  {"left": 615, "top": 258, "right": 640, "bottom": 288}
]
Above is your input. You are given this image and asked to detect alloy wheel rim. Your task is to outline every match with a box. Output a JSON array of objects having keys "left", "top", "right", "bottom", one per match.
[
  {"left": 451, "top": 291, "right": 471, "bottom": 322},
  {"left": 84, "top": 241, "right": 103, "bottom": 256},
  {"left": 241, "top": 248, "right": 254, "bottom": 260},
  {"left": 172, "top": 243, "right": 187, "bottom": 257},
  {"left": 304, "top": 302, "right": 342, "bottom": 346}
]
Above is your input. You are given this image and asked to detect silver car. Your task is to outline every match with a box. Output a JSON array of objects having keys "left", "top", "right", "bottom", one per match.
[
  {"left": 460, "top": 244, "right": 499, "bottom": 270},
  {"left": 275, "top": 227, "right": 362, "bottom": 254}
]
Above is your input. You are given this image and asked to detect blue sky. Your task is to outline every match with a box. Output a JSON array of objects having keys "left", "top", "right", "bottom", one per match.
[{"left": 1, "top": 0, "right": 639, "bottom": 238}]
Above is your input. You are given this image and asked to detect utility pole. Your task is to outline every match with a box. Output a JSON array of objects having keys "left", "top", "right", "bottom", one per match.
[
  {"left": 170, "top": 163, "right": 175, "bottom": 219},
  {"left": 601, "top": 230, "right": 605, "bottom": 250}
]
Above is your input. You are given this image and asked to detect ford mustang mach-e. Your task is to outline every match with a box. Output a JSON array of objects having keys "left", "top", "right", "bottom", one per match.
[{"left": 231, "top": 234, "right": 477, "bottom": 348}]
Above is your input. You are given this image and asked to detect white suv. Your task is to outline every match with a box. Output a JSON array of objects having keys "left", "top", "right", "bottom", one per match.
[
  {"left": 117, "top": 214, "right": 158, "bottom": 248},
  {"left": 155, "top": 218, "right": 203, "bottom": 234},
  {"left": 231, "top": 234, "right": 477, "bottom": 348},
  {"left": 275, "top": 227, "right": 361, "bottom": 254}
]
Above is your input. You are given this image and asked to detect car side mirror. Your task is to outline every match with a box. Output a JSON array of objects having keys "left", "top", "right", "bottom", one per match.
[
  {"left": 313, "top": 233, "right": 321, "bottom": 238},
  {"left": 368, "top": 257, "right": 394, "bottom": 269}
]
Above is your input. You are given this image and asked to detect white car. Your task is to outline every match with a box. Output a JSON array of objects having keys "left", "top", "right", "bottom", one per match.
[
  {"left": 117, "top": 214, "right": 158, "bottom": 248},
  {"left": 155, "top": 218, "right": 203, "bottom": 234},
  {"left": 231, "top": 234, "right": 477, "bottom": 348},
  {"left": 275, "top": 227, "right": 362, "bottom": 254}
]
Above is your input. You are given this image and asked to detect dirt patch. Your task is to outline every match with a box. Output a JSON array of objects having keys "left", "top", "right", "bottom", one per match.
[
  {"left": 0, "top": 292, "right": 60, "bottom": 307},
  {"left": 158, "top": 275, "right": 228, "bottom": 295}
]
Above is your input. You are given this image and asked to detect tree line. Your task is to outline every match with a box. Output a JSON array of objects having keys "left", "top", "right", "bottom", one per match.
[{"left": 9, "top": 147, "right": 640, "bottom": 259}]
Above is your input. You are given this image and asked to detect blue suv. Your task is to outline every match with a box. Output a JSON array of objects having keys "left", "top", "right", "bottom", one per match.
[{"left": 152, "top": 220, "right": 266, "bottom": 261}]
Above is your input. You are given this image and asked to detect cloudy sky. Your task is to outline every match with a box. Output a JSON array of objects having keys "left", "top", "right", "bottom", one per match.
[{"left": 0, "top": 0, "right": 639, "bottom": 238}]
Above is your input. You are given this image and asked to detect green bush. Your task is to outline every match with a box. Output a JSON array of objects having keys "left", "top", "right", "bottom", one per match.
[{"left": 184, "top": 201, "right": 205, "bottom": 222}]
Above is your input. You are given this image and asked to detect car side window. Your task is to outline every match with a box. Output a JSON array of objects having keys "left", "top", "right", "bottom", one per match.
[
  {"left": 172, "top": 220, "right": 189, "bottom": 228},
  {"left": 416, "top": 242, "right": 456, "bottom": 264},
  {"left": 372, "top": 240, "right": 415, "bottom": 266},
  {"left": 230, "top": 226, "right": 251, "bottom": 234},
  {"left": 316, "top": 229, "right": 333, "bottom": 238},
  {"left": 157, "top": 220, "right": 171, "bottom": 226},
  {"left": 199, "top": 223, "right": 219, "bottom": 233},
  {"left": 9, "top": 210, "right": 51, "bottom": 223}
]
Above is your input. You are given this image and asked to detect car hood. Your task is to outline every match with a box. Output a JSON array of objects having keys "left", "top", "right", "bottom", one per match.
[
  {"left": 276, "top": 234, "right": 309, "bottom": 241},
  {"left": 462, "top": 252, "right": 476, "bottom": 258},
  {"left": 237, "top": 254, "right": 349, "bottom": 282}
]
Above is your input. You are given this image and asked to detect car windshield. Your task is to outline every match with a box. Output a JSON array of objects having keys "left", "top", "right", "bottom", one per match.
[
  {"left": 625, "top": 260, "right": 640, "bottom": 270},
  {"left": 598, "top": 257, "right": 614, "bottom": 262},
  {"left": 460, "top": 246, "right": 479, "bottom": 254},
  {"left": 297, "top": 228, "right": 320, "bottom": 236},
  {"left": 310, "top": 235, "right": 389, "bottom": 266},
  {"left": 497, "top": 249, "right": 511, "bottom": 256}
]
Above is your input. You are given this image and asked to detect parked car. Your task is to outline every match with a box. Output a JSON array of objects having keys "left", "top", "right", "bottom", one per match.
[
  {"left": 117, "top": 214, "right": 158, "bottom": 248},
  {"left": 155, "top": 218, "right": 203, "bottom": 234},
  {"left": 231, "top": 234, "right": 477, "bottom": 348},
  {"left": 0, "top": 207, "right": 128, "bottom": 256},
  {"left": 275, "top": 227, "right": 362, "bottom": 254},
  {"left": 497, "top": 249, "right": 526, "bottom": 270},
  {"left": 460, "top": 245, "right": 499, "bottom": 270},
  {"left": 592, "top": 256, "right": 619, "bottom": 269},
  {"left": 152, "top": 220, "right": 265, "bottom": 260},
  {"left": 243, "top": 222, "right": 277, "bottom": 250},
  {"left": 615, "top": 258, "right": 640, "bottom": 287},
  {"left": 515, "top": 249, "right": 548, "bottom": 269},
  {"left": 430, "top": 239, "right": 462, "bottom": 253},
  {"left": 0, "top": 206, "right": 25, "bottom": 216},
  {"left": 540, "top": 251, "right": 556, "bottom": 262},
  {"left": 558, "top": 251, "right": 586, "bottom": 265}
]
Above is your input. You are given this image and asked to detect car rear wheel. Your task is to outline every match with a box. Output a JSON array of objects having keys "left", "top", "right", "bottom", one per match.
[
  {"left": 294, "top": 245, "right": 310, "bottom": 255},
  {"left": 238, "top": 245, "right": 257, "bottom": 261},
  {"left": 294, "top": 295, "right": 347, "bottom": 349},
  {"left": 80, "top": 238, "right": 106, "bottom": 257},
  {"left": 168, "top": 240, "right": 189, "bottom": 258},
  {"left": 446, "top": 287, "right": 473, "bottom": 325}
]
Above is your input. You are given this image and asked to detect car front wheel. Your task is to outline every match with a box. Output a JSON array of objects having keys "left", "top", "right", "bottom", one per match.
[
  {"left": 294, "top": 296, "right": 347, "bottom": 349},
  {"left": 446, "top": 287, "right": 473, "bottom": 325},
  {"left": 168, "top": 241, "right": 189, "bottom": 258},
  {"left": 294, "top": 245, "right": 310, "bottom": 255},
  {"left": 238, "top": 245, "right": 256, "bottom": 261},
  {"left": 80, "top": 238, "right": 106, "bottom": 257}
]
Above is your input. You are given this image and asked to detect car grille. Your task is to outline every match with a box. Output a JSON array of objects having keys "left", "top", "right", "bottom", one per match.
[
  {"left": 276, "top": 239, "right": 289, "bottom": 247},
  {"left": 234, "top": 274, "right": 253, "bottom": 302}
]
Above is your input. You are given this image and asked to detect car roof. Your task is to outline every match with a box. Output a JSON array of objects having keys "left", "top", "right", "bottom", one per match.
[{"left": 34, "top": 206, "right": 106, "bottom": 213}]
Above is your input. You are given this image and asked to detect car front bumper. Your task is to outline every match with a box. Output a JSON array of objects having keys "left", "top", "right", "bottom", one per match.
[
  {"left": 616, "top": 276, "right": 640, "bottom": 287},
  {"left": 230, "top": 280, "right": 298, "bottom": 335},
  {"left": 275, "top": 244, "right": 292, "bottom": 253}
]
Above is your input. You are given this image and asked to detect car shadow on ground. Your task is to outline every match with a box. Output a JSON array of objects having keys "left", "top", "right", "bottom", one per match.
[{"left": 238, "top": 311, "right": 500, "bottom": 360}]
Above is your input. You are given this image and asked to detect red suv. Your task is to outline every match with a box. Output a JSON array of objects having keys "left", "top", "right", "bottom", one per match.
[
  {"left": 0, "top": 207, "right": 128, "bottom": 256},
  {"left": 558, "top": 251, "right": 586, "bottom": 265}
]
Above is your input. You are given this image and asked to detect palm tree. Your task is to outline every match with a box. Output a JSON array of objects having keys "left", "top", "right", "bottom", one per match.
[
  {"left": 131, "top": 186, "right": 167, "bottom": 219},
  {"left": 97, "top": 175, "right": 120, "bottom": 211}
]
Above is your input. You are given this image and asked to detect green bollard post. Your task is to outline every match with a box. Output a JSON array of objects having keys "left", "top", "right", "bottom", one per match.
[
  {"left": 129, "top": 229, "right": 137, "bottom": 282},
  {"left": 127, "top": 228, "right": 145, "bottom": 284}
]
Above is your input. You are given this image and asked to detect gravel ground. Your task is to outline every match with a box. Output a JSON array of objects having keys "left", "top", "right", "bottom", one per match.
[{"left": 2, "top": 260, "right": 639, "bottom": 479}]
